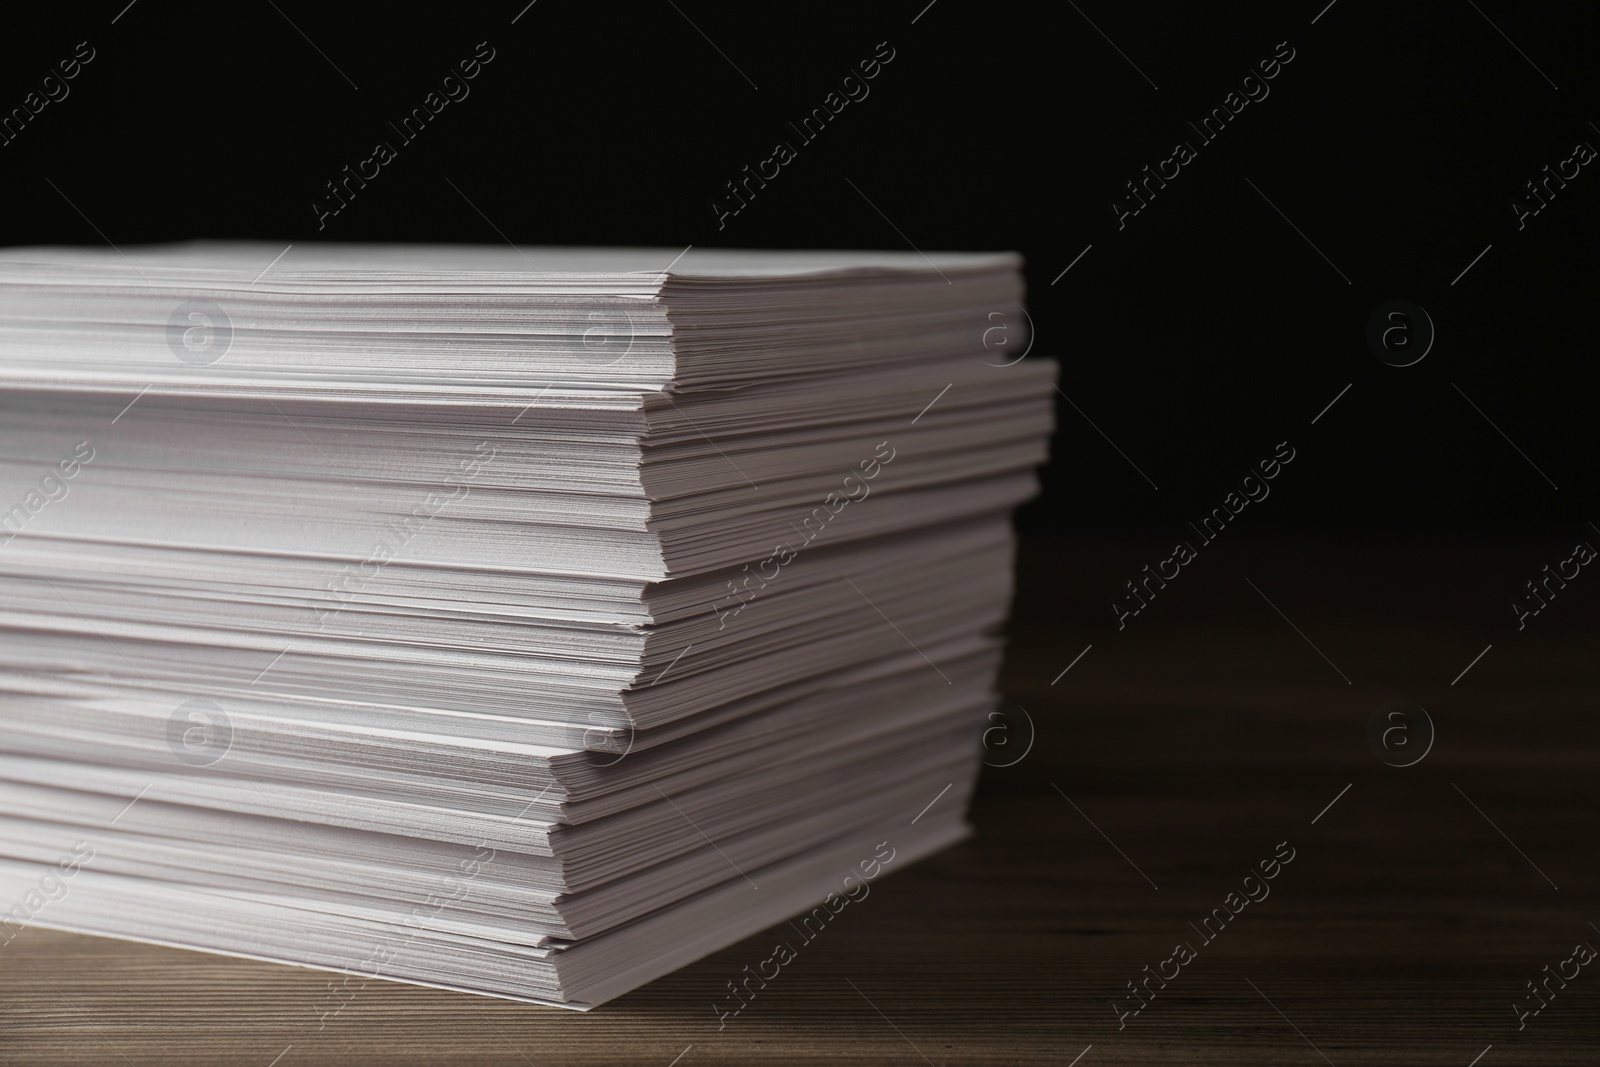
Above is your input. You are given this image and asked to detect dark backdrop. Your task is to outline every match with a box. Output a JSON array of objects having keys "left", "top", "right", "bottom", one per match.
[{"left": 2, "top": 0, "right": 1594, "bottom": 537}]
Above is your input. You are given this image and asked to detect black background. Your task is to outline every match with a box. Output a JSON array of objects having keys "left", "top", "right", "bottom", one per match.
[{"left": 1, "top": 0, "right": 1594, "bottom": 539}]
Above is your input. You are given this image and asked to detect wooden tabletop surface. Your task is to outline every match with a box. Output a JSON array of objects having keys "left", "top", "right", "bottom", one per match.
[{"left": 2, "top": 536, "right": 1596, "bottom": 1066}]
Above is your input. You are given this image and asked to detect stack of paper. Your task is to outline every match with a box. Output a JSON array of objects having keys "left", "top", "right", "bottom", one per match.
[{"left": 0, "top": 243, "right": 1054, "bottom": 1008}]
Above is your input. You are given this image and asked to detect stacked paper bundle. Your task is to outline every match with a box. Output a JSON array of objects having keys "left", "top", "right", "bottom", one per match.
[{"left": 0, "top": 243, "right": 1054, "bottom": 1008}]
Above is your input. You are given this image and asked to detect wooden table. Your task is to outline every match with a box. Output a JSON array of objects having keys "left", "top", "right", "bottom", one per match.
[{"left": 3, "top": 537, "right": 1596, "bottom": 1065}]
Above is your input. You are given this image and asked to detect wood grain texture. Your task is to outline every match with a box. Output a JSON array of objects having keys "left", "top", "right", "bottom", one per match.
[{"left": 2, "top": 536, "right": 1596, "bottom": 1065}]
